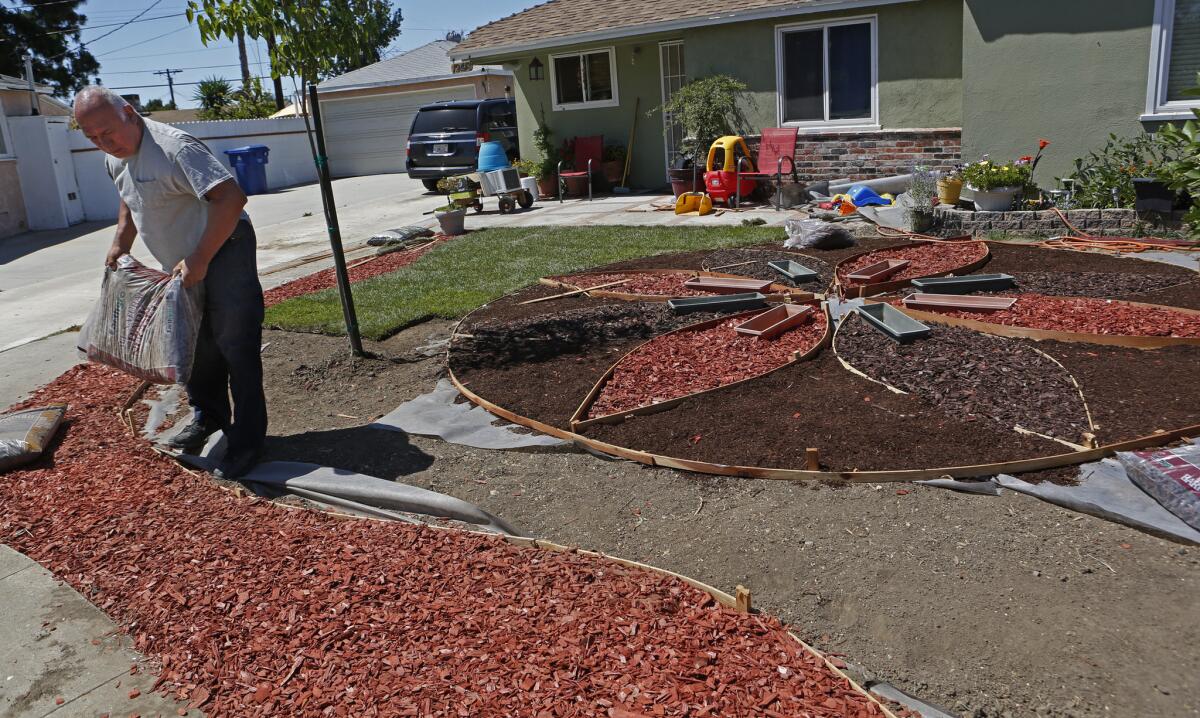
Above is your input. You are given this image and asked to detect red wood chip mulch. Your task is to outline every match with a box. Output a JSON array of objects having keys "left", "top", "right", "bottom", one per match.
[
  {"left": 900, "top": 293, "right": 1200, "bottom": 337},
  {"left": 2, "top": 364, "right": 886, "bottom": 718},
  {"left": 589, "top": 312, "right": 828, "bottom": 419},
  {"left": 551, "top": 272, "right": 709, "bottom": 297},
  {"left": 838, "top": 241, "right": 988, "bottom": 285},
  {"left": 263, "top": 237, "right": 448, "bottom": 308}
]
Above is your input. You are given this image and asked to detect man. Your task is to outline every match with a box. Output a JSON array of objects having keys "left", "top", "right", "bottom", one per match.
[{"left": 74, "top": 86, "right": 267, "bottom": 480}]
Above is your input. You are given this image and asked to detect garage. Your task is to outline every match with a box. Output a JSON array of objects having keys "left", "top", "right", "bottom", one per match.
[{"left": 316, "top": 40, "right": 511, "bottom": 179}]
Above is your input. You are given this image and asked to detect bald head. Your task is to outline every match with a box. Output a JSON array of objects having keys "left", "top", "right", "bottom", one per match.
[{"left": 74, "top": 86, "right": 142, "bottom": 159}]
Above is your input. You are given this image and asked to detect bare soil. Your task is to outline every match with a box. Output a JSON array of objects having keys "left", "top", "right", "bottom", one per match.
[{"left": 255, "top": 326, "right": 1200, "bottom": 718}]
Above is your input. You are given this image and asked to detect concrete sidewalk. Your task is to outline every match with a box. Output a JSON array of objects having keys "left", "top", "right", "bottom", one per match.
[{"left": 0, "top": 546, "right": 199, "bottom": 717}]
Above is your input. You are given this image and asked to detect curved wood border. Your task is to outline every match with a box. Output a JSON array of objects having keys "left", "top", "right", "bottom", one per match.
[
  {"left": 835, "top": 239, "right": 989, "bottom": 299},
  {"left": 888, "top": 299, "right": 1200, "bottom": 349},
  {"left": 449, "top": 283, "right": 1200, "bottom": 482},
  {"left": 541, "top": 269, "right": 813, "bottom": 303},
  {"left": 570, "top": 302, "right": 831, "bottom": 430}
]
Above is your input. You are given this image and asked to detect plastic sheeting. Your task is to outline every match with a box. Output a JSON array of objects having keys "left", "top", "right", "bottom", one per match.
[
  {"left": 372, "top": 379, "right": 568, "bottom": 450},
  {"left": 178, "top": 436, "right": 521, "bottom": 536}
]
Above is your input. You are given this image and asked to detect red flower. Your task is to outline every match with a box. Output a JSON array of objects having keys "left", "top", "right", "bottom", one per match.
[
  {"left": 1019, "top": 155, "right": 1033, "bottom": 163},
  {"left": 1038, "top": 139, "right": 1050, "bottom": 150}
]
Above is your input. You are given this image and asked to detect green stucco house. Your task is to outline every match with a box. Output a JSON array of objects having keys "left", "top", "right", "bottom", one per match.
[{"left": 450, "top": 0, "right": 1200, "bottom": 190}]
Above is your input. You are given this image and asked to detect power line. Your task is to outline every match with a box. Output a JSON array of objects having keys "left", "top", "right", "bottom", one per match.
[
  {"left": 38, "top": 12, "right": 187, "bottom": 35},
  {"left": 105, "top": 75, "right": 273, "bottom": 90},
  {"left": 95, "top": 23, "right": 193, "bottom": 56},
  {"left": 50, "top": 0, "right": 165, "bottom": 58},
  {"left": 100, "top": 62, "right": 245, "bottom": 75}
]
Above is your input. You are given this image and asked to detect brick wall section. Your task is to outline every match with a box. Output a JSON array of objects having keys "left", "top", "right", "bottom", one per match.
[
  {"left": 933, "top": 207, "right": 1185, "bottom": 236},
  {"left": 745, "top": 129, "right": 961, "bottom": 182}
]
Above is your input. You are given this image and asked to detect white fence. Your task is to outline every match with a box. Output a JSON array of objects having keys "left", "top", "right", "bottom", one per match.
[{"left": 70, "top": 117, "right": 319, "bottom": 221}]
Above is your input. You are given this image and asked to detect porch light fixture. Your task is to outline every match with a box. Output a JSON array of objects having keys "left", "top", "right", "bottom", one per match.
[{"left": 528, "top": 57, "right": 544, "bottom": 81}]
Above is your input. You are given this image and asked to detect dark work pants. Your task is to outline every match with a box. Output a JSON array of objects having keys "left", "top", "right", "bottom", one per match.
[{"left": 186, "top": 220, "right": 267, "bottom": 453}]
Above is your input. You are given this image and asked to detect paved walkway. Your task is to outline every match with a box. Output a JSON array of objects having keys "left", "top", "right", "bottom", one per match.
[{"left": 0, "top": 546, "right": 199, "bottom": 717}]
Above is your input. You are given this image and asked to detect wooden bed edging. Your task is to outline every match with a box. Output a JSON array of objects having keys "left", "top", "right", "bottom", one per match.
[
  {"left": 889, "top": 299, "right": 1200, "bottom": 350},
  {"left": 540, "top": 269, "right": 814, "bottom": 303},
  {"left": 834, "top": 239, "right": 990, "bottom": 299},
  {"left": 569, "top": 302, "right": 831, "bottom": 430}
]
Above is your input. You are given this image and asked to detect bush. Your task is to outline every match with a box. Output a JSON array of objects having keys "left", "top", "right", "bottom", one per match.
[
  {"left": 655, "top": 75, "right": 754, "bottom": 162},
  {"left": 1157, "top": 72, "right": 1200, "bottom": 234},
  {"left": 1062, "top": 132, "right": 1179, "bottom": 209}
]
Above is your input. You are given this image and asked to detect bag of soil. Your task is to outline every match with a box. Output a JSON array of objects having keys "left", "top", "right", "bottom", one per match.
[
  {"left": 784, "top": 218, "right": 855, "bottom": 249},
  {"left": 0, "top": 404, "right": 66, "bottom": 472},
  {"left": 78, "top": 255, "right": 203, "bottom": 384},
  {"left": 1118, "top": 444, "right": 1200, "bottom": 530},
  {"left": 367, "top": 225, "right": 434, "bottom": 247}
]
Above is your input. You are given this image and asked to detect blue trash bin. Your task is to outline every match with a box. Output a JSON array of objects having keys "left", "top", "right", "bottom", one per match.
[{"left": 224, "top": 144, "right": 270, "bottom": 195}]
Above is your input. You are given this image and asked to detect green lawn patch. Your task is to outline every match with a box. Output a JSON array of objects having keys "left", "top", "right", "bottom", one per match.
[{"left": 265, "top": 225, "right": 782, "bottom": 339}]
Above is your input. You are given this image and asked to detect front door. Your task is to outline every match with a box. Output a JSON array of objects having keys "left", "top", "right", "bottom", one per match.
[{"left": 659, "top": 41, "right": 686, "bottom": 181}]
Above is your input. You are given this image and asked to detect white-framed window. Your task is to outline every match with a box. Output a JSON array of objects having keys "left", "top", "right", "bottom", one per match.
[
  {"left": 1145, "top": 0, "right": 1200, "bottom": 120},
  {"left": 549, "top": 47, "right": 619, "bottom": 111},
  {"left": 775, "top": 16, "right": 878, "bottom": 130}
]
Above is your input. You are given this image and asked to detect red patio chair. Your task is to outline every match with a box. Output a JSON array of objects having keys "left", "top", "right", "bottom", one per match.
[
  {"left": 738, "top": 127, "right": 799, "bottom": 209},
  {"left": 558, "top": 135, "right": 603, "bottom": 202}
]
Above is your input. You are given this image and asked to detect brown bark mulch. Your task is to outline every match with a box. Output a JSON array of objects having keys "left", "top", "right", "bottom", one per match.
[{"left": 835, "top": 314, "right": 1090, "bottom": 443}]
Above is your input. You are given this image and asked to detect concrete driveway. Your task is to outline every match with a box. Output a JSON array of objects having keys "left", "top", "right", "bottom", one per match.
[{"left": 0, "top": 172, "right": 794, "bottom": 406}]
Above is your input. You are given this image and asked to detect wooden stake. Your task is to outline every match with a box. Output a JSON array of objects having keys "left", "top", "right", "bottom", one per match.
[
  {"left": 735, "top": 585, "right": 752, "bottom": 613},
  {"left": 519, "top": 279, "right": 631, "bottom": 305},
  {"left": 707, "top": 259, "right": 760, "bottom": 271},
  {"left": 806, "top": 448, "right": 821, "bottom": 471},
  {"left": 1081, "top": 432, "right": 1099, "bottom": 449}
]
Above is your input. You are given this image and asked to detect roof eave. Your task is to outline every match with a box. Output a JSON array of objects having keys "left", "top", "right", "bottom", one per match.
[
  {"left": 316, "top": 68, "right": 513, "bottom": 95},
  {"left": 451, "top": 0, "right": 918, "bottom": 60}
]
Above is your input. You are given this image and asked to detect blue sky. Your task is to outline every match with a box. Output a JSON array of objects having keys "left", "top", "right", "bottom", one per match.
[{"left": 75, "top": 0, "right": 534, "bottom": 108}]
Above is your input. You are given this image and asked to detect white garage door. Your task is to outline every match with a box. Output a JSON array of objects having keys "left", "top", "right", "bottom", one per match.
[{"left": 319, "top": 85, "right": 477, "bottom": 178}]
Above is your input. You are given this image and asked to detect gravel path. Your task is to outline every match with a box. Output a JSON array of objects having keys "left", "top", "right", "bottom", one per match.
[{"left": 836, "top": 313, "right": 1090, "bottom": 443}]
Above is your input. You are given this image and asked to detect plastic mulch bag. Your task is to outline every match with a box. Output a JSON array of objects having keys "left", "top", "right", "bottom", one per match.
[
  {"left": 784, "top": 218, "right": 855, "bottom": 249},
  {"left": 78, "top": 255, "right": 203, "bottom": 384},
  {"left": 367, "top": 225, "right": 434, "bottom": 246},
  {"left": 1118, "top": 445, "right": 1200, "bottom": 531},
  {"left": 0, "top": 404, "right": 66, "bottom": 472}
]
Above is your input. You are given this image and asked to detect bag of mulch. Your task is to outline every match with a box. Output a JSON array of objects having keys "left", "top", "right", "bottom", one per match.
[
  {"left": 77, "top": 255, "right": 203, "bottom": 384},
  {"left": 366, "top": 225, "right": 434, "bottom": 247},
  {"left": 1118, "top": 445, "right": 1200, "bottom": 530},
  {"left": 0, "top": 404, "right": 66, "bottom": 472},
  {"left": 784, "top": 218, "right": 856, "bottom": 249}
]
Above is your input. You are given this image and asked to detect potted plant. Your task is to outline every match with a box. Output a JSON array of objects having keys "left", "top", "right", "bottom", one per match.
[
  {"left": 531, "top": 124, "right": 560, "bottom": 198},
  {"left": 656, "top": 75, "right": 754, "bottom": 196},
  {"left": 433, "top": 204, "right": 466, "bottom": 235},
  {"left": 960, "top": 160, "right": 1029, "bottom": 211},
  {"left": 512, "top": 159, "right": 538, "bottom": 178},
  {"left": 906, "top": 165, "right": 937, "bottom": 232},
  {"left": 936, "top": 166, "right": 963, "bottom": 206},
  {"left": 602, "top": 144, "right": 627, "bottom": 184}
]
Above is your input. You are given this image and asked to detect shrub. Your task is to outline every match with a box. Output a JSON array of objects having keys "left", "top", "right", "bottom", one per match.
[
  {"left": 655, "top": 75, "right": 754, "bottom": 162},
  {"left": 1157, "top": 72, "right": 1200, "bottom": 234},
  {"left": 1061, "top": 132, "right": 1179, "bottom": 209}
]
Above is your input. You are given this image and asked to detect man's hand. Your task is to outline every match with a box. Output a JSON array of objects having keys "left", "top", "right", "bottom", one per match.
[
  {"left": 105, "top": 243, "right": 128, "bottom": 269},
  {"left": 174, "top": 254, "right": 209, "bottom": 288}
]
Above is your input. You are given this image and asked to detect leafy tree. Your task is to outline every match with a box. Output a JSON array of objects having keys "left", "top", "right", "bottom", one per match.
[
  {"left": 143, "top": 98, "right": 177, "bottom": 112},
  {"left": 655, "top": 75, "right": 754, "bottom": 162},
  {"left": 186, "top": 0, "right": 403, "bottom": 85},
  {"left": 0, "top": 0, "right": 100, "bottom": 98},
  {"left": 193, "top": 76, "right": 234, "bottom": 119}
]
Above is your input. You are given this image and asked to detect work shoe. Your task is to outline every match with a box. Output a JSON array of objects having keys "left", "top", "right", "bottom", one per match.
[
  {"left": 165, "top": 420, "right": 222, "bottom": 452},
  {"left": 213, "top": 447, "right": 263, "bottom": 481}
]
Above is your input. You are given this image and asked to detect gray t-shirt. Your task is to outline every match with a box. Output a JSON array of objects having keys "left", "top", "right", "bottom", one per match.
[{"left": 106, "top": 118, "right": 245, "bottom": 271}]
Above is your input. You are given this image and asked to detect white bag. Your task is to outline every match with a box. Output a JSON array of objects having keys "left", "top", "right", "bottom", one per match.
[{"left": 78, "top": 255, "right": 203, "bottom": 384}]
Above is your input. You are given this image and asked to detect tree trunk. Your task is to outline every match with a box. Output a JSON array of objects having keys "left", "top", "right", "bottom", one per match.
[
  {"left": 236, "top": 29, "right": 251, "bottom": 87},
  {"left": 265, "top": 32, "right": 285, "bottom": 110}
]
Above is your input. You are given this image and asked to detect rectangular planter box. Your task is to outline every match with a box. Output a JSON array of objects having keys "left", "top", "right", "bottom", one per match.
[
  {"left": 683, "top": 276, "right": 776, "bottom": 294},
  {"left": 768, "top": 260, "right": 819, "bottom": 283},
  {"left": 910, "top": 273, "right": 1015, "bottom": 294},
  {"left": 901, "top": 293, "right": 1017, "bottom": 312},
  {"left": 857, "top": 303, "right": 931, "bottom": 343},
  {"left": 847, "top": 259, "right": 909, "bottom": 283},
  {"left": 667, "top": 292, "right": 768, "bottom": 315},
  {"left": 734, "top": 304, "right": 813, "bottom": 340}
]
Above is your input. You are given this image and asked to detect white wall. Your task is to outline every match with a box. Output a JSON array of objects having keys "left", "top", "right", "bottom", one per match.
[
  {"left": 70, "top": 117, "right": 318, "bottom": 221},
  {"left": 11, "top": 116, "right": 82, "bottom": 230}
]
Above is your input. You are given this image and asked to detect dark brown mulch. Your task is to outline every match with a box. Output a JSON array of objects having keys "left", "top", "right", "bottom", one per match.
[
  {"left": 1034, "top": 341, "right": 1200, "bottom": 444},
  {"left": 580, "top": 352, "right": 1066, "bottom": 472},
  {"left": 1000, "top": 271, "right": 1194, "bottom": 299},
  {"left": 454, "top": 302, "right": 720, "bottom": 371},
  {"left": 983, "top": 242, "right": 1196, "bottom": 279},
  {"left": 1113, "top": 279, "right": 1200, "bottom": 311},
  {"left": 835, "top": 314, "right": 1089, "bottom": 442},
  {"left": 700, "top": 248, "right": 834, "bottom": 288}
]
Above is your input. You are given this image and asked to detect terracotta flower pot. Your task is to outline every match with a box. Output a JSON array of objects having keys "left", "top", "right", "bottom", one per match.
[
  {"left": 602, "top": 160, "right": 623, "bottom": 184},
  {"left": 536, "top": 177, "right": 558, "bottom": 199},
  {"left": 937, "top": 177, "right": 963, "bottom": 206}
]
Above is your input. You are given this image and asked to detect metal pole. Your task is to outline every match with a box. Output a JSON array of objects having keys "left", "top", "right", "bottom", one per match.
[
  {"left": 306, "top": 84, "right": 364, "bottom": 356},
  {"left": 24, "top": 54, "right": 38, "bottom": 115}
]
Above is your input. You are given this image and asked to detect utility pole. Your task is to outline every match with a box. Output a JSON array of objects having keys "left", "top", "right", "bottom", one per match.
[
  {"left": 24, "top": 53, "right": 38, "bottom": 115},
  {"left": 153, "top": 68, "right": 182, "bottom": 108},
  {"left": 236, "top": 30, "right": 251, "bottom": 87}
]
